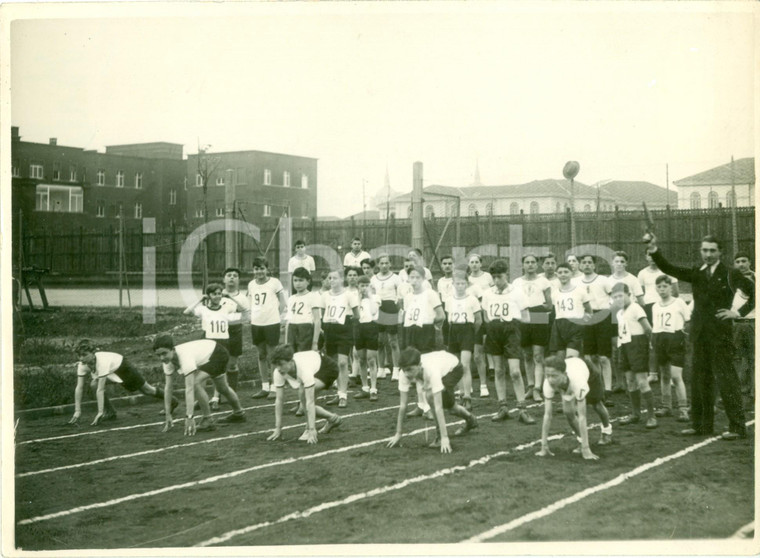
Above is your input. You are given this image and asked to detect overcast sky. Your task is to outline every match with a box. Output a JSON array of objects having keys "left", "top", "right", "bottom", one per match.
[{"left": 9, "top": 3, "right": 756, "bottom": 217}]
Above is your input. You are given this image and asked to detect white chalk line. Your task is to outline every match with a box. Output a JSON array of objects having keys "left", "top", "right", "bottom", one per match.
[
  {"left": 463, "top": 419, "right": 756, "bottom": 543},
  {"left": 17, "top": 393, "right": 335, "bottom": 445},
  {"left": 17, "top": 405, "right": 400, "bottom": 478},
  {"left": 18, "top": 404, "right": 546, "bottom": 526}
]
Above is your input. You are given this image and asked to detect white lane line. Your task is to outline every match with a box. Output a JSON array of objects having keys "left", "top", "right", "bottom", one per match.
[
  {"left": 18, "top": 407, "right": 528, "bottom": 526},
  {"left": 730, "top": 521, "right": 754, "bottom": 539},
  {"left": 18, "top": 395, "right": 332, "bottom": 445},
  {"left": 17, "top": 405, "right": 400, "bottom": 478},
  {"left": 463, "top": 420, "right": 755, "bottom": 543}
]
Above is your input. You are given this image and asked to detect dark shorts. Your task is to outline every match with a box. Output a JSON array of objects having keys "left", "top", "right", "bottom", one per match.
[
  {"left": 251, "top": 323, "right": 281, "bottom": 348},
  {"left": 620, "top": 335, "right": 649, "bottom": 373},
  {"left": 447, "top": 323, "right": 476, "bottom": 353},
  {"left": 549, "top": 318, "right": 584, "bottom": 353},
  {"left": 323, "top": 321, "right": 354, "bottom": 356},
  {"left": 484, "top": 321, "right": 522, "bottom": 359},
  {"left": 198, "top": 343, "right": 230, "bottom": 378},
  {"left": 520, "top": 322, "right": 550, "bottom": 348},
  {"left": 441, "top": 363, "right": 464, "bottom": 409},
  {"left": 208, "top": 337, "right": 229, "bottom": 352},
  {"left": 288, "top": 323, "right": 315, "bottom": 352},
  {"left": 227, "top": 324, "right": 243, "bottom": 357},
  {"left": 653, "top": 331, "right": 685, "bottom": 368},
  {"left": 113, "top": 358, "right": 146, "bottom": 392},
  {"left": 583, "top": 312, "right": 614, "bottom": 357},
  {"left": 403, "top": 324, "right": 436, "bottom": 354},
  {"left": 377, "top": 300, "right": 400, "bottom": 332},
  {"left": 356, "top": 322, "right": 380, "bottom": 351},
  {"left": 475, "top": 322, "right": 487, "bottom": 345},
  {"left": 585, "top": 361, "right": 606, "bottom": 405},
  {"left": 314, "top": 355, "right": 340, "bottom": 389}
]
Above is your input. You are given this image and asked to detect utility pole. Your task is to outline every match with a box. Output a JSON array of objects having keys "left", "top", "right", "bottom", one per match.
[
  {"left": 411, "top": 162, "right": 424, "bottom": 252},
  {"left": 225, "top": 168, "right": 237, "bottom": 268},
  {"left": 665, "top": 163, "right": 670, "bottom": 209},
  {"left": 731, "top": 155, "right": 738, "bottom": 254}
]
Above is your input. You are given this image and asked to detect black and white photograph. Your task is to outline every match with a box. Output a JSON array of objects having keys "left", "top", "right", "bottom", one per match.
[{"left": 2, "top": 2, "right": 757, "bottom": 555}]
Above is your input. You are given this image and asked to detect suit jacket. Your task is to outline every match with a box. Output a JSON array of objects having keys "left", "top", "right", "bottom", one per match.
[{"left": 650, "top": 249, "right": 754, "bottom": 341}]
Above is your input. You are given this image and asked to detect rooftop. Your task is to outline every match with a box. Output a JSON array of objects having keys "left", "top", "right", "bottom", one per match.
[{"left": 674, "top": 157, "right": 755, "bottom": 187}]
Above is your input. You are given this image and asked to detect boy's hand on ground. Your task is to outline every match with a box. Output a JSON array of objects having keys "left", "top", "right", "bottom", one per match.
[
  {"left": 305, "top": 430, "right": 318, "bottom": 444},
  {"left": 440, "top": 438, "right": 452, "bottom": 454},
  {"left": 387, "top": 434, "right": 402, "bottom": 448},
  {"left": 68, "top": 412, "right": 81, "bottom": 425},
  {"left": 90, "top": 413, "right": 103, "bottom": 426},
  {"left": 184, "top": 417, "right": 196, "bottom": 436},
  {"left": 266, "top": 430, "right": 282, "bottom": 441},
  {"left": 162, "top": 418, "right": 174, "bottom": 433}
]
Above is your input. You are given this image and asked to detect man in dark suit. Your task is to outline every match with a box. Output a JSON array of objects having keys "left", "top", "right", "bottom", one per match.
[{"left": 646, "top": 233, "right": 753, "bottom": 440}]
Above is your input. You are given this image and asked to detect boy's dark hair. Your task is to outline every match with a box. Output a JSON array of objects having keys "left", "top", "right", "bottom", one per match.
[
  {"left": 613, "top": 251, "right": 629, "bottom": 262},
  {"left": 409, "top": 248, "right": 423, "bottom": 257},
  {"left": 734, "top": 251, "right": 751, "bottom": 262},
  {"left": 352, "top": 236, "right": 362, "bottom": 243},
  {"left": 345, "top": 266, "right": 361, "bottom": 276},
  {"left": 542, "top": 252, "right": 557, "bottom": 262},
  {"left": 521, "top": 253, "right": 538, "bottom": 263},
  {"left": 357, "top": 275, "right": 371, "bottom": 285},
  {"left": 223, "top": 267, "right": 241, "bottom": 277},
  {"left": 270, "top": 344, "right": 295, "bottom": 365},
  {"left": 544, "top": 355, "right": 567, "bottom": 373},
  {"left": 655, "top": 274, "right": 672, "bottom": 285},
  {"left": 152, "top": 334, "right": 175, "bottom": 351},
  {"left": 610, "top": 282, "right": 630, "bottom": 295},
  {"left": 205, "top": 282, "right": 224, "bottom": 296},
  {"left": 360, "top": 258, "right": 375, "bottom": 269},
  {"left": 75, "top": 338, "right": 98, "bottom": 354},
  {"left": 441, "top": 255, "right": 453, "bottom": 263},
  {"left": 398, "top": 346, "right": 422, "bottom": 369},
  {"left": 252, "top": 257, "right": 269, "bottom": 269},
  {"left": 489, "top": 259, "right": 508, "bottom": 275},
  {"left": 292, "top": 267, "right": 311, "bottom": 281},
  {"left": 556, "top": 263, "right": 571, "bottom": 272},
  {"left": 294, "top": 239, "right": 306, "bottom": 248},
  {"left": 580, "top": 254, "right": 596, "bottom": 264},
  {"left": 702, "top": 234, "right": 722, "bottom": 249}
]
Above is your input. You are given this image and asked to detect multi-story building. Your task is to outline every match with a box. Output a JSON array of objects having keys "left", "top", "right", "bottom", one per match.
[
  {"left": 597, "top": 180, "right": 678, "bottom": 210},
  {"left": 11, "top": 127, "right": 187, "bottom": 231},
  {"left": 185, "top": 150, "right": 318, "bottom": 225},
  {"left": 674, "top": 157, "right": 755, "bottom": 209}
]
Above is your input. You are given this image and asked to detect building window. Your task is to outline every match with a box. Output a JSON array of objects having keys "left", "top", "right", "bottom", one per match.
[
  {"left": 283, "top": 171, "right": 291, "bottom": 187},
  {"left": 195, "top": 201, "right": 204, "bottom": 218},
  {"left": 263, "top": 204, "right": 272, "bottom": 217},
  {"left": 196, "top": 173, "right": 203, "bottom": 187},
  {"left": 690, "top": 192, "right": 701, "bottom": 209},
  {"left": 301, "top": 174, "right": 309, "bottom": 189},
  {"left": 169, "top": 189, "right": 177, "bottom": 205},
  {"left": 510, "top": 202, "right": 519, "bottom": 215},
  {"left": 97, "top": 169, "right": 105, "bottom": 186},
  {"left": 485, "top": 203, "right": 494, "bottom": 216},
  {"left": 134, "top": 203, "right": 142, "bottom": 219},
  {"left": 12, "top": 160, "right": 20, "bottom": 177},
  {"left": 708, "top": 191, "right": 719, "bottom": 209},
  {"left": 468, "top": 203, "right": 477, "bottom": 217},
  {"left": 216, "top": 206, "right": 225, "bottom": 217},
  {"left": 726, "top": 191, "right": 736, "bottom": 208},
  {"left": 116, "top": 170, "right": 125, "bottom": 187},
  {"left": 96, "top": 200, "right": 105, "bottom": 218},
  {"left": 52, "top": 163, "right": 61, "bottom": 181},
  {"left": 30, "top": 164, "right": 44, "bottom": 179},
  {"left": 407, "top": 204, "right": 413, "bottom": 218},
  {"left": 264, "top": 169, "right": 271, "bottom": 186},
  {"left": 69, "top": 166, "right": 77, "bottom": 182},
  {"left": 216, "top": 176, "right": 225, "bottom": 186},
  {"left": 135, "top": 173, "right": 143, "bottom": 189},
  {"left": 530, "top": 201, "right": 539, "bottom": 214},
  {"left": 425, "top": 205, "right": 434, "bottom": 218},
  {"left": 34, "top": 185, "right": 84, "bottom": 213}
]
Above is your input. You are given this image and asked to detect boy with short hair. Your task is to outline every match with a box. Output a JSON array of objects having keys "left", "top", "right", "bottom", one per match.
[
  {"left": 371, "top": 254, "right": 403, "bottom": 381},
  {"left": 360, "top": 258, "right": 376, "bottom": 278},
  {"left": 222, "top": 267, "right": 249, "bottom": 391},
  {"left": 549, "top": 263, "right": 592, "bottom": 359},
  {"left": 611, "top": 283, "right": 656, "bottom": 429},
  {"left": 288, "top": 240, "right": 316, "bottom": 274},
  {"left": 70, "top": 339, "right": 178, "bottom": 427},
  {"left": 152, "top": 335, "right": 246, "bottom": 435},
  {"left": 247, "top": 257, "right": 288, "bottom": 400},
  {"left": 343, "top": 237, "right": 371, "bottom": 269},
  {"left": 267, "top": 344, "right": 342, "bottom": 444},
  {"left": 355, "top": 275, "right": 381, "bottom": 400},
  {"left": 387, "top": 347, "right": 478, "bottom": 453},
  {"left": 536, "top": 355, "right": 612, "bottom": 461},
  {"left": 482, "top": 259, "right": 535, "bottom": 424},
  {"left": 285, "top": 267, "right": 322, "bottom": 352},
  {"left": 445, "top": 270, "right": 482, "bottom": 410}
]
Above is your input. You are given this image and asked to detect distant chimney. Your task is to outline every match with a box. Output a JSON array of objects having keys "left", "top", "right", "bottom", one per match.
[
  {"left": 49, "top": 138, "right": 57, "bottom": 146},
  {"left": 11, "top": 126, "right": 19, "bottom": 140}
]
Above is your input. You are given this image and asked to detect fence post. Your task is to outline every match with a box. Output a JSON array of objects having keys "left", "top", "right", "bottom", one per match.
[{"left": 79, "top": 226, "right": 84, "bottom": 274}]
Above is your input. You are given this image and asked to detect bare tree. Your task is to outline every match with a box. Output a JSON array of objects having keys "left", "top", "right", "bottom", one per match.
[{"left": 197, "top": 142, "right": 221, "bottom": 288}]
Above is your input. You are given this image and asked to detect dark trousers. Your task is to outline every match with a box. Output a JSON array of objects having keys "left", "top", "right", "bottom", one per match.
[{"left": 691, "top": 332, "right": 746, "bottom": 435}]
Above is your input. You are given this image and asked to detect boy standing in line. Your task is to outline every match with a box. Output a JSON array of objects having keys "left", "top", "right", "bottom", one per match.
[{"left": 222, "top": 267, "right": 249, "bottom": 391}]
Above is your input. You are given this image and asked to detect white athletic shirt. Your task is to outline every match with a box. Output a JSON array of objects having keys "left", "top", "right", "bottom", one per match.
[
  {"left": 343, "top": 250, "right": 371, "bottom": 268},
  {"left": 398, "top": 350, "right": 458, "bottom": 395},
  {"left": 288, "top": 254, "right": 316, "bottom": 274},
  {"left": 193, "top": 301, "right": 242, "bottom": 340},
  {"left": 287, "top": 291, "right": 323, "bottom": 325},
  {"left": 77, "top": 351, "right": 124, "bottom": 383},
  {"left": 445, "top": 294, "right": 480, "bottom": 324},
  {"left": 247, "top": 277, "right": 284, "bottom": 326},
  {"left": 403, "top": 289, "right": 442, "bottom": 327},
  {"left": 652, "top": 298, "right": 691, "bottom": 333},
  {"left": 542, "top": 357, "right": 591, "bottom": 402},
  {"left": 616, "top": 303, "right": 647, "bottom": 345},
  {"left": 322, "top": 289, "right": 359, "bottom": 325},
  {"left": 359, "top": 295, "right": 380, "bottom": 323},
  {"left": 162, "top": 340, "right": 217, "bottom": 376},
  {"left": 511, "top": 276, "right": 551, "bottom": 309},
  {"left": 552, "top": 284, "right": 590, "bottom": 320},
  {"left": 481, "top": 286, "right": 521, "bottom": 322},
  {"left": 609, "top": 272, "right": 644, "bottom": 299},
  {"left": 579, "top": 274, "right": 612, "bottom": 311},
  {"left": 468, "top": 272, "right": 494, "bottom": 292},
  {"left": 371, "top": 273, "right": 402, "bottom": 302},
  {"left": 539, "top": 273, "right": 562, "bottom": 292},
  {"left": 437, "top": 276, "right": 454, "bottom": 306},
  {"left": 638, "top": 267, "right": 678, "bottom": 305},
  {"left": 273, "top": 350, "right": 321, "bottom": 389}
]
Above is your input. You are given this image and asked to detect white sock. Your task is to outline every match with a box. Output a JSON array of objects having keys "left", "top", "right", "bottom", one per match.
[
  {"left": 262, "top": 382, "right": 270, "bottom": 391},
  {"left": 602, "top": 425, "right": 612, "bottom": 435},
  {"left": 362, "top": 386, "right": 370, "bottom": 393},
  {"left": 338, "top": 391, "right": 347, "bottom": 399}
]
